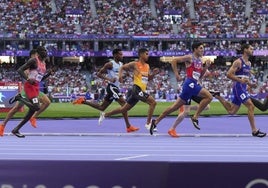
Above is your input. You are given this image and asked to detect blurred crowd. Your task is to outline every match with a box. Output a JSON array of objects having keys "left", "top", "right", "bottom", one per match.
[
  {"left": 0, "top": 0, "right": 268, "bottom": 101},
  {"left": 0, "top": 0, "right": 267, "bottom": 52}
]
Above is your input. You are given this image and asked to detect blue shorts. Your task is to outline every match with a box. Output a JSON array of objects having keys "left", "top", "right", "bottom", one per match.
[
  {"left": 179, "top": 78, "right": 202, "bottom": 104},
  {"left": 232, "top": 83, "right": 250, "bottom": 106}
]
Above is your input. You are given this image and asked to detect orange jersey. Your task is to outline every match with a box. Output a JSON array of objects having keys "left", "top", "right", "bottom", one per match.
[{"left": 133, "top": 61, "right": 149, "bottom": 91}]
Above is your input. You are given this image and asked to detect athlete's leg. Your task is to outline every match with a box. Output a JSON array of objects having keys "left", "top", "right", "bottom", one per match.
[
  {"left": 12, "top": 109, "right": 36, "bottom": 138},
  {"left": 250, "top": 97, "right": 268, "bottom": 112},
  {"left": 84, "top": 99, "right": 111, "bottom": 111},
  {"left": 32, "top": 94, "right": 51, "bottom": 118},
  {"left": 30, "top": 94, "right": 51, "bottom": 128},
  {"left": 214, "top": 95, "right": 240, "bottom": 114},
  {"left": 12, "top": 83, "right": 40, "bottom": 137},
  {"left": 117, "top": 97, "right": 139, "bottom": 132},
  {"left": 2, "top": 102, "right": 24, "bottom": 127},
  {"left": 170, "top": 105, "right": 191, "bottom": 130},
  {"left": 117, "top": 97, "right": 131, "bottom": 128},
  {"left": 192, "top": 88, "right": 213, "bottom": 120},
  {"left": 154, "top": 97, "right": 185, "bottom": 126},
  {"left": 0, "top": 102, "right": 24, "bottom": 136}
]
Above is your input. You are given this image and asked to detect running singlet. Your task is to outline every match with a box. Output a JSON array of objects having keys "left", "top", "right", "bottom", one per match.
[
  {"left": 107, "top": 59, "right": 123, "bottom": 87},
  {"left": 234, "top": 57, "right": 251, "bottom": 88},
  {"left": 28, "top": 57, "right": 46, "bottom": 82},
  {"left": 133, "top": 61, "right": 149, "bottom": 91},
  {"left": 186, "top": 55, "right": 203, "bottom": 80}
]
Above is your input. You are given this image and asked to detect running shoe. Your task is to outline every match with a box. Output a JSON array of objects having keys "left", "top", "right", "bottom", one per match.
[
  {"left": 0, "top": 124, "right": 5, "bottom": 137},
  {"left": 127, "top": 125, "right": 139, "bottom": 133},
  {"left": 72, "top": 97, "right": 85, "bottom": 105},
  {"left": 30, "top": 117, "right": 37, "bottom": 128},
  {"left": 168, "top": 129, "right": 179, "bottom": 138},
  {"left": 145, "top": 123, "right": 157, "bottom": 132},
  {"left": 98, "top": 111, "right": 105, "bottom": 125},
  {"left": 149, "top": 119, "right": 157, "bottom": 135},
  {"left": 12, "top": 130, "right": 25, "bottom": 138},
  {"left": 252, "top": 129, "right": 266, "bottom": 138},
  {"left": 190, "top": 116, "right": 200, "bottom": 130}
]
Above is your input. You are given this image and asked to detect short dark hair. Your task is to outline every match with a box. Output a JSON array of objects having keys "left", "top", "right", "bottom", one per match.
[
  {"left": 36, "top": 46, "right": 48, "bottom": 60},
  {"left": 138, "top": 48, "right": 148, "bottom": 56},
  {"left": 112, "top": 49, "right": 122, "bottom": 56},
  {"left": 241, "top": 43, "right": 251, "bottom": 53},
  {"left": 192, "top": 42, "right": 203, "bottom": 51}
]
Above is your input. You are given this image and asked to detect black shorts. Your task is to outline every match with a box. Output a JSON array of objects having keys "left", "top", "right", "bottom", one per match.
[
  {"left": 104, "top": 83, "right": 123, "bottom": 102},
  {"left": 126, "top": 84, "right": 149, "bottom": 106},
  {"left": 185, "top": 95, "right": 203, "bottom": 105}
]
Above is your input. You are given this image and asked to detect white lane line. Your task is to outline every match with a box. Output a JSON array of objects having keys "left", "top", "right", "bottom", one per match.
[{"left": 115, "top": 154, "right": 149, "bottom": 160}]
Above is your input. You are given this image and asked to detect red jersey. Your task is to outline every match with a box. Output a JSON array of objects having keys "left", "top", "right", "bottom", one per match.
[{"left": 186, "top": 56, "right": 203, "bottom": 80}]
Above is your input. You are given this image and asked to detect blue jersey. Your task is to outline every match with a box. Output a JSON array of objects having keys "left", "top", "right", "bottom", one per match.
[
  {"left": 232, "top": 57, "right": 251, "bottom": 106},
  {"left": 233, "top": 57, "right": 251, "bottom": 90}
]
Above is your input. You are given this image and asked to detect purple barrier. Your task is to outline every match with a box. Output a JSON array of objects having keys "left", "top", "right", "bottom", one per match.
[
  {"left": 0, "top": 160, "right": 168, "bottom": 188},
  {"left": 167, "top": 162, "right": 268, "bottom": 188},
  {"left": 1, "top": 49, "right": 267, "bottom": 57},
  {"left": 0, "top": 160, "right": 267, "bottom": 188}
]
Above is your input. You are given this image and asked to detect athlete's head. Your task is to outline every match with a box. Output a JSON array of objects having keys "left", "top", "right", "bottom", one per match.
[
  {"left": 29, "top": 49, "right": 37, "bottom": 58},
  {"left": 241, "top": 43, "right": 253, "bottom": 56},
  {"left": 113, "top": 48, "right": 123, "bottom": 61},
  {"left": 36, "top": 46, "right": 48, "bottom": 60},
  {"left": 138, "top": 48, "right": 149, "bottom": 62},
  {"left": 192, "top": 42, "right": 204, "bottom": 57}
]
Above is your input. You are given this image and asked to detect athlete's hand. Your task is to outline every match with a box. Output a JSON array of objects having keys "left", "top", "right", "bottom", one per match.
[
  {"left": 119, "top": 76, "right": 124, "bottom": 83},
  {"left": 241, "top": 78, "right": 249, "bottom": 84},
  {"left": 110, "top": 77, "right": 117, "bottom": 83},
  {"left": 203, "top": 59, "right": 212, "bottom": 68},
  {"left": 248, "top": 82, "right": 258, "bottom": 89},
  {"left": 176, "top": 74, "right": 182, "bottom": 81},
  {"left": 152, "top": 68, "right": 160, "bottom": 75}
]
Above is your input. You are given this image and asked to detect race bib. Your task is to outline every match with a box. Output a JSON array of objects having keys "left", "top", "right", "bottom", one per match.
[
  {"left": 192, "top": 71, "right": 200, "bottom": 80},
  {"left": 28, "top": 70, "right": 44, "bottom": 82},
  {"left": 141, "top": 76, "right": 148, "bottom": 84}
]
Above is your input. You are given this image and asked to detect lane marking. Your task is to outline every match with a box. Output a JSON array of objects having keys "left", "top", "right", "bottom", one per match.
[{"left": 115, "top": 154, "right": 149, "bottom": 160}]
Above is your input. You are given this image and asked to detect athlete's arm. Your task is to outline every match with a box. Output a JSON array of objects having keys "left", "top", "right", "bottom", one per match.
[
  {"left": 118, "top": 61, "right": 136, "bottom": 83},
  {"left": 148, "top": 68, "right": 159, "bottom": 81},
  {"left": 200, "top": 59, "right": 212, "bottom": 78},
  {"left": 17, "top": 58, "right": 36, "bottom": 81},
  {"left": 227, "top": 59, "right": 248, "bottom": 84},
  {"left": 41, "top": 69, "right": 53, "bottom": 81},
  {"left": 171, "top": 55, "right": 191, "bottom": 81},
  {"left": 97, "top": 62, "right": 115, "bottom": 82}
]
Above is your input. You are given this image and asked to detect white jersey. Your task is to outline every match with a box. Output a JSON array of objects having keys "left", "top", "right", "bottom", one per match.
[{"left": 107, "top": 59, "right": 123, "bottom": 87}]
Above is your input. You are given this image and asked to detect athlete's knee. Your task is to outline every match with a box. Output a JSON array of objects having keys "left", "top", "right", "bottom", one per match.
[
  {"left": 32, "top": 104, "right": 40, "bottom": 111},
  {"left": 248, "top": 104, "right": 255, "bottom": 112},
  {"left": 43, "top": 99, "right": 51, "bottom": 108},
  {"left": 151, "top": 100, "right": 157, "bottom": 107},
  {"left": 31, "top": 97, "right": 40, "bottom": 111},
  {"left": 207, "top": 94, "right": 213, "bottom": 102},
  {"left": 181, "top": 111, "right": 189, "bottom": 117}
]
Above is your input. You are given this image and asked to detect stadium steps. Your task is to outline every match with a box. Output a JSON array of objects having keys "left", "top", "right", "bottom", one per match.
[
  {"left": 168, "top": 68, "right": 178, "bottom": 90},
  {"left": 187, "top": 0, "right": 195, "bottom": 19},
  {"left": 50, "top": 0, "right": 57, "bottom": 13},
  {"left": 149, "top": 0, "right": 157, "bottom": 18},
  {"left": 90, "top": 0, "right": 97, "bottom": 18}
]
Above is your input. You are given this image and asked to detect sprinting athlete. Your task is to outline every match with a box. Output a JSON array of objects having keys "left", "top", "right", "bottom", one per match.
[
  {"left": 73, "top": 49, "right": 139, "bottom": 133},
  {"left": 214, "top": 44, "right": 266, "bottom": 137}
]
